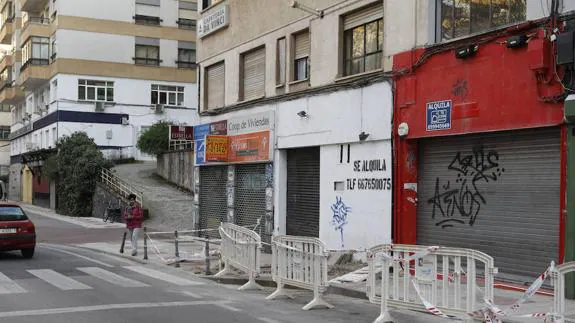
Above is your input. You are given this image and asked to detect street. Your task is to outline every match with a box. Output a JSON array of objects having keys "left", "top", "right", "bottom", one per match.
[{"left": 0, "top": 207, "right": 411, "bottom": 323}]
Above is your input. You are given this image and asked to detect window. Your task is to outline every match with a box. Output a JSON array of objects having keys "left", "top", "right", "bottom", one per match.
[
  {"left": 135, "top": 37, "right": 160, "bottom": 66},
  {"left": 0, "top": 68, "right": 11, "bottom": 88},
  {"left": 241, "top": 46, "right": 265, "bottom": 101},
  {"left": 343, "top": 4, "right": 383, "bottom": 76},
  {"left": 52, "top": 126, "right": 56, "bottom": 146},
  {"left": 205, "top": 62, "right": 225, "bottom": 110},
  {"left": 0, "top": 105, "right": 10, "bottom": 112},
  {"left": 438, "top": 0, "right": 526, "bottom": 41},
  {"left": 178, "top": 1, "right": 197, "bottom": 30},
  {"left": 276, "top": 38, "right": 286, "bottom": 85},
  {"left": 177, "top": 41, "right": 196, "bottom": 68},
  {"left": 202, "top": 0, "right": 222, "bottom": 10},
  {"left": 0, "top": 126, "right": 9, "bottom": 140},
  {"left": 45, "top": 129, "right": 49, "bottom": 148},
  {"left": 51, "top": 79, "right": 57, "bottom": 102},
  {"left": 0, "top": 1, "right": 14, "bottom": 27},
  {"left": 151, "top": 84, "right": 184, "bottom": 106},
  {"left": 293, "top": 30, "right": 309, "bottom": 81},
  {"left": 50, "top": 35, "right": 56, "bottom": 60},
  {"left": 78, "top": 79, "right": 114, "bottom": 102},
  {"left": 135, "top": 0, "right": 161, "bottom": 25},
  {"left": 21, "top": 36, "right": 50, "bottom": 70}
]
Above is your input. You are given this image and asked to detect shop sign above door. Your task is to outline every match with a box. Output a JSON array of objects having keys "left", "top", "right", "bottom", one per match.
[{"left": 426, "top": 100, "right": 452, "bottom": 131}]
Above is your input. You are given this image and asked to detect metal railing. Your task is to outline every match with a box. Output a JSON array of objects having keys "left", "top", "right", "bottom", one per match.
[
  {"left": 215, "top": 222, "right": 263, "bottom": 291},
  {"left": 367, "top": 244, "right": 496, "bottom": 323},
  {"left": 100, "top": 168, "right": 144, "bottom": 207},
  {"left": 267, "top": 235, "right": 333, "bottom": 311}
]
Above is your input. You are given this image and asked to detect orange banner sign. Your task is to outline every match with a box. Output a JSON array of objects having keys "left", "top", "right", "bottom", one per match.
[
  {"left": 204, "top": 135, "right": 228, "bottom": 162},
  {"left": 228, "top": 131, "right": 270, "bottom": 163}
]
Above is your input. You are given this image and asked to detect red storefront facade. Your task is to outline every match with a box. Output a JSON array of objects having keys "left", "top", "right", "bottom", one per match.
[{"left": 392, "top": 23, "right": 566, "bottom": 279}]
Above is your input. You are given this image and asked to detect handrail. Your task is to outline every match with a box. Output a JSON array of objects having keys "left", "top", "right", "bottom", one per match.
[{"left": 100, "top": 168, "right": 144, "bottom": 207}]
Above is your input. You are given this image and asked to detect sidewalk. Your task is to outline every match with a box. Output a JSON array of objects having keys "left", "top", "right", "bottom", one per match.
[{"left": 20, "top": 203, "right": 125, "bottom": 229}]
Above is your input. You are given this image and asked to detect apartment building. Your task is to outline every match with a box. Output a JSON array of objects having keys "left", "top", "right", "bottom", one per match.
[
  {"left": 4, "top": 0, "right": 198, "bottom": 205},
  {"left": 193, "top": 0, "right": 399, "bottom": 251}
]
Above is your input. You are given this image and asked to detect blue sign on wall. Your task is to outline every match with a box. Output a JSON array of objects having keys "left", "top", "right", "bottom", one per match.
[
  {"left": 426, "top": 100, "right": 452, "bottom": 131},
  {"left": 194, "top": 124, "right": 210, "bottom": 166}
]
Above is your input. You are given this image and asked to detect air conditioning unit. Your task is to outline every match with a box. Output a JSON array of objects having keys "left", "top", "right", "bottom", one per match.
[
  {"left": 154, "top": 104, "right": 164, "bottom": 114},
  {"left": 94, "top": 102, "right": 105, "bottom": 111},
  {"left": 121, "top": 116, "right": 129, "bottom": 125}
]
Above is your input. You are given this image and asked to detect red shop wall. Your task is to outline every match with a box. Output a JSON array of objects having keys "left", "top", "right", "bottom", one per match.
[
  {"left": 392, "top": 27, "right": 566, "bottom": 245},
  {"left": 394, "top": 30, "right": 564, "bottom": 137}
]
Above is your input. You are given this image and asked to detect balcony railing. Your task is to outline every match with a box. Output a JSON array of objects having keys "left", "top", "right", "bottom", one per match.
[
  {"left": 134, "top": 15, "right": 161, "bottom": 26},
  {"left": 176, "top": 60, "right": 196, "bottom": 69},
  {"left": 133, "top": 57, "right": 162, "bottom": 66},
  {"left": 177, "top": 18, "right": 196, "bottom": 30},
  {"left": 20, "top": 58, "right": 49, "bottom": 72},
  {"left": 25, "top": 16, "right": 50, "bottom": 25}
]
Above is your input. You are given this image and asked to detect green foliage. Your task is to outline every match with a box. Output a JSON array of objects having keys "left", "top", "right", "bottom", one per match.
[
  {"left": 136, "top": 121, "right": 170, "bottom": 156},
  {"left": 44, "top": 132, "right": 110, "bottom": 217}
]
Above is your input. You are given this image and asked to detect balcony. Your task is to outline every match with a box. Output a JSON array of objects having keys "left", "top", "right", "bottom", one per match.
[
  {"left": 21, "top": 17, "right": 52, "bottom": 42},
  {"left": 0, "top": 81, "right": 23, "bottom": 104},
  {"left": 18, "top": 58, "right": 50, "bottom": 90},
  {"left": 0, "top": 52, "right": 15, "bottom": 72},
  {"left": 0, "top": 17, "right": 13, "bottom": 44},
  {"left": 21, "top": 0, "right": 49, "bottom": 12}
]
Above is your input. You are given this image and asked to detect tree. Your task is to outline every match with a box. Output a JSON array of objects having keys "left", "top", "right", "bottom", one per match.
[
  {"left": 44, "top": 132, "right": 110, "bottom": 217},
  {"left": 137, "top": 121, "right": 170, "bottom": 156}
]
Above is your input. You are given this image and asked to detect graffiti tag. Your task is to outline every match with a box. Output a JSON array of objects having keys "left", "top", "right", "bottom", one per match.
[
  {"left": 331, "top": 197, "right": 351, "bottom": 248},
  {"left": 428, "top": 145, "right": 504, "bottom": 229}
]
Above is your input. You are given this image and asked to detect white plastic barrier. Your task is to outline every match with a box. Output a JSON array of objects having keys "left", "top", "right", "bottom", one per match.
[
  {"left": 266, "top": 235, "right": 333, "bottom": 311},
  {"left": 552, "top": 261, "right": 575, "bottom": 322},
  {"left": 215, "top": 222, "right": 263, "bottom": 291},
  {"left": 367, "top": 244, "right": 496, "bottom": 323}
]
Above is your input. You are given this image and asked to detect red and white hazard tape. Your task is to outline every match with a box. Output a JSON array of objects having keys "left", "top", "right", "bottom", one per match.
[{"left": 411, "top": 280, "right": 457, "bottom": 320}]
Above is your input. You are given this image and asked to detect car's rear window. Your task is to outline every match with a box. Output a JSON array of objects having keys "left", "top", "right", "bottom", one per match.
[{"left": 0, "top": 207, "right": 28, "bottom": 221}]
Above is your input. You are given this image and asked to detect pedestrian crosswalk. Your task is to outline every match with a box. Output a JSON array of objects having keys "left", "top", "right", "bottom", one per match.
[{"left": 0, "top": 266, "right": 203, "bottom": 294}]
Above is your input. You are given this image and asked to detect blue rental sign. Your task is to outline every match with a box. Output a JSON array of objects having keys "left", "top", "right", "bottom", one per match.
[
  {"left": 426, "top": 100, "right": 452, "bottom": 131},
  {"left": 194, "top": 124, "right": 210, "bottom": 166}
]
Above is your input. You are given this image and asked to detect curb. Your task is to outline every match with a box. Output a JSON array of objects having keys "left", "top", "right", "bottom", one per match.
[
  {"left": 73, "top": 245, "right": 150, "bottom": 265},
  {"left": 198, "top": 275, "right": 369, "bottom": 301}
]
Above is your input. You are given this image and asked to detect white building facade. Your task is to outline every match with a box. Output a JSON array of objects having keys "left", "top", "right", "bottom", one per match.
[
  {"left": 4, "top": 0, "right": 198, "bottom": 204},
  {"left": 195, "top": 0, "right": 392, "bottom": 251}
]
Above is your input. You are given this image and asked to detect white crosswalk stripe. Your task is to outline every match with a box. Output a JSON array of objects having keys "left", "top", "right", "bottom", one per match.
[
  {"left": 123, "top": 266, "right": 203, "bottom": 286},
  {"left": 0, "top": 272, "right": 26, "bottom": 294},
  {"left": 27, "top": 269, "right": 92, "bottom": 291},
  {"left": 77, "top": 267, "right": 148, "bottom": 287}
]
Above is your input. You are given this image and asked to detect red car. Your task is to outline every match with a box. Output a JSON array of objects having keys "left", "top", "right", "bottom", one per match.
[{"left": 0, "top": 204, "right": 36, "bottom": 258}]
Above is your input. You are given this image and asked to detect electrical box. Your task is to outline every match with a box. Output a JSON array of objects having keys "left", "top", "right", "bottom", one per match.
[
  {"left": 528, "top": 37, "right": 551, "bottom": 72},
  {"left": 557, "top": 31, "right": 574, "bottom": 66},
  {"left": 106, "top": 130, "right": 113, "bottom": 139},
  {"left": 565, "top": 95, "right": 575, "bottom": 124}
]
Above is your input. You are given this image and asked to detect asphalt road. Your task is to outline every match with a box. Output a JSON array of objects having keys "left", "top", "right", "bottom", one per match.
[{"left": 0, "top": 208, "right": 410, "bottom": 323}]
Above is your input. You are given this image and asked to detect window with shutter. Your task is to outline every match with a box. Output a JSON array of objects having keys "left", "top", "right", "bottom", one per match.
[
  {"left": 241, "top": 47, "right": 265, "bottom": 101},
  {"left": 293, "top": 30, "right": 309, "bottom": 81},
  {"left": 343, "top": 4, "right": 383, "bottom": 76},
  {"left": 205, "top": 62, "right": 225, "bottom": 110}
]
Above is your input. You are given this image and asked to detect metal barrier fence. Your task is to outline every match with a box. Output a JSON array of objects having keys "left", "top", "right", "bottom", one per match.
[
  {"left": 267, "top": 235, "right": 333, "bottom": 311},
  {"left": 553, "top": 261, "right": 573, "bottom": 322},
  {"left": 367, "top": 244, "right": 496, "bottom": 323},
  {"left": 215, "top": 222, "right": 263, "bottom": 291}
]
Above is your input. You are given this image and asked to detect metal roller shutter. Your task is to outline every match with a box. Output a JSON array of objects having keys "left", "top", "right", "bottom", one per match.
[
  {"left": 235, "top": 164, "right": 269, "bottom": 245},
  {"left": 286, "top": 147, "right": 320, "bottom": 237},
  {"left": 416, "top": 127, "right": 560, "bottom": 279},
  {"left": 241, "top": 47, "right": 266, "bottom": 101},
  {"left": 199, "top": 166, "right": 228, "bottom": 238},
  {"left": 294, "top": 31, "right": 309, "bottom": 60},
  {"left": 206, "top": 62, "right": 225, "bottom": 110},
  {"left": 343, "top": 3, "right": 383, "bottom": 30}
]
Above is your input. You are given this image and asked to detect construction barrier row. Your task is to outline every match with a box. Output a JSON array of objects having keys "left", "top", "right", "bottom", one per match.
[{"left": 125, "top": 223, "right": 575, "bottom": 322}]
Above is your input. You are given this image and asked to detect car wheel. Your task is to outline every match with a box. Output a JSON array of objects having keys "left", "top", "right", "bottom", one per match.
[{"left": 21, "top": 248, "right": 35, "bottom": 259}]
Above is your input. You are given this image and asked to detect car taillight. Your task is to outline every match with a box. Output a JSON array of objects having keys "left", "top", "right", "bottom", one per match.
[{"left": 20, "top": 222, "right": 35, "bottom": 233}]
